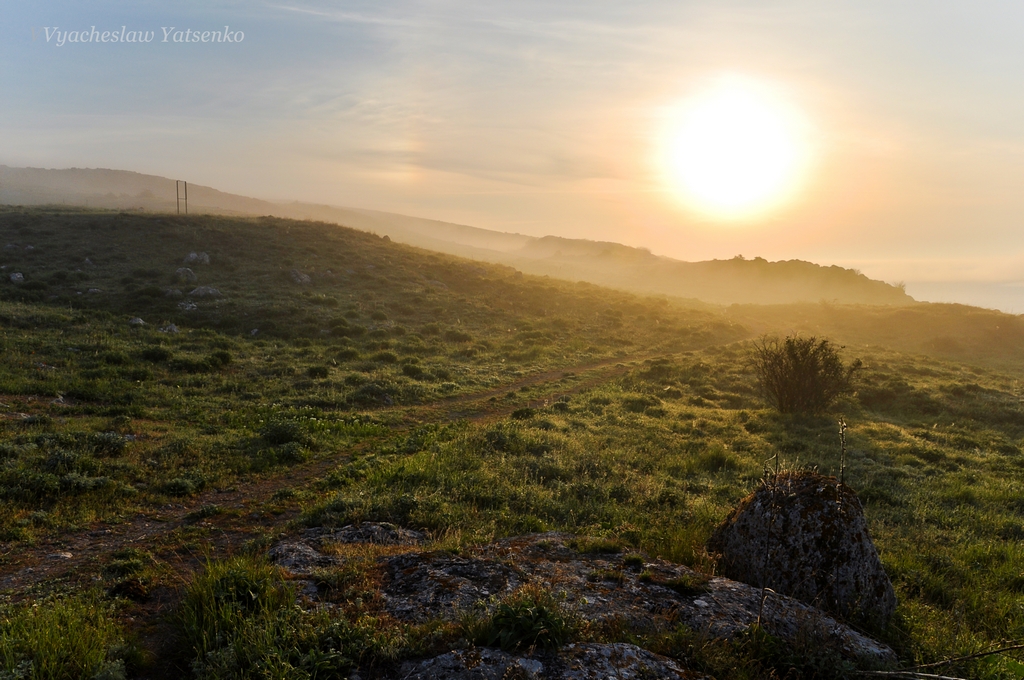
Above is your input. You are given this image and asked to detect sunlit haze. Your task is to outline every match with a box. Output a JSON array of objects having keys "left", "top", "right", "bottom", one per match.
[{"left": 4, "top": 2, "right": 1024, "bottom": 311}]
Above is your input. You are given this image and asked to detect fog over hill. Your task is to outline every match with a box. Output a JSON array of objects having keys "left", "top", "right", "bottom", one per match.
[{"left": 0, "top": 165, "right": 912, "bottom": 307}]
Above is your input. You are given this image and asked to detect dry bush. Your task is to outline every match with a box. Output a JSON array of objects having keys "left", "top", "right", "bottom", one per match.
[{"left": 750, "top": 335, "right": 861, "bottom": 414}]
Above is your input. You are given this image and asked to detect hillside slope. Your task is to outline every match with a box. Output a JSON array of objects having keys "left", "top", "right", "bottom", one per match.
[
  {"left": 1, "top": 207, "right": 1023, "bottom": 678},
  {"left": 0, "top": 165, "right": 912, "bottom": 306}
]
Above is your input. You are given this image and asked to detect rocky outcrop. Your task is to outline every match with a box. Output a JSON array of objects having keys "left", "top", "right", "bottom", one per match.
[
  {"left": 302, "top": 522, "right": 425, "bottom": 547},
  {"left": 707, "top": 471, "right": 897, "bottom": 626},
  {"left": 268, "top": 525, "right": 897, "bottom": 673},
  {"left": 400, "top": 643, "right": 708, "bottom": 680}
]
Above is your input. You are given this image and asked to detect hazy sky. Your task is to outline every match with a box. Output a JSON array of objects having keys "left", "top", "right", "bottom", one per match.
[{"left": 4, "top": 1, "right": 1024, "bottom": 299}]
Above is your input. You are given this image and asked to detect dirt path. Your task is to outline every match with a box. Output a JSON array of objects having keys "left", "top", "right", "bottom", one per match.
[{"left": 0, "top": 352, "right": 650, "bottom": 595}]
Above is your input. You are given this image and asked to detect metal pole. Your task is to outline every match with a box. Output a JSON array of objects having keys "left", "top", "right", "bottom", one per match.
[{"left": 176, "top": 180, "right": 188, "bottom": 215}]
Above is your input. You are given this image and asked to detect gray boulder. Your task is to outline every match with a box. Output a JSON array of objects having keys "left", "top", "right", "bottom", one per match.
[
  {"left": 267, "top": 542, "right": 338, "bottom": 576},
  {"left": 290, "top": 269, "right": 312, "bottom": 285},
  {"left": 175, "top": 267, "right": 198, "bottom": 283},
  {"left": 9, "top": 273, "right": 23, "bottom": 283},
  {"left": 183, "top": 252, "right": 210, "bottom": 265},
  {"left": 707, "top": 471, "right": 896, "bottom": 626},
  {"left": 302, "top": 522, "right": 426, "bottom": 548},
  {"left": 400, "top": 643, "right": 706, "bottom": 680},
  {"left": 188, "top": 286, "right": 222, "bottom": 298}
]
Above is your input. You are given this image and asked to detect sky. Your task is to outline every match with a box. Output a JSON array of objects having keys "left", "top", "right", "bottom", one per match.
[{"left": 3, "top": 1, "right": 1024, "bottom": 310}]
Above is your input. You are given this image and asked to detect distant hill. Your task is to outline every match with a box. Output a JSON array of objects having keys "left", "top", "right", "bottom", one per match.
[{"left": 0, "top": 165, "right": 913, "bottom": 307}]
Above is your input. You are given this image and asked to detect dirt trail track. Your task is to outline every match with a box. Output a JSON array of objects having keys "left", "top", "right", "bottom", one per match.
[{"left": 0, "top": 353, "right": 650, "bottom": 594}]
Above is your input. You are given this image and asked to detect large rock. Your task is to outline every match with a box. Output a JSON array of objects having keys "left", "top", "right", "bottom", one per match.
[
  {"left": 707, "top": 471, "right": 896, "bottom": 626},
  {"left": 400, "top": 643, "right": 708, "bottom": 680}
]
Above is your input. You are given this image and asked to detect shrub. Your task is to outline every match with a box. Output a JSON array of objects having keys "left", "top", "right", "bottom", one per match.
[
  {"left": 307, "top": 365, "right": 330, "bottom": 379},
  {"left": 260, "top": 419, "right": 309, "bottom": 446},
  {"left": 749, "top": 335, "right": 861, "bottom": 414},
  {"left": 140, "top": 346, "right": 172, "bottom": 362}
]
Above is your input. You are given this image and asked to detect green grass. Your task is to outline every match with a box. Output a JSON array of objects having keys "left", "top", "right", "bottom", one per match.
[
  {"left": 2, "top": 207, "right": 1024, "bottom": 678},
  {"left": 0, "top": 593, "right": 135, "bottom": 680},
  {"left": 178, "top": 554, "right": 448, "bottom": 679}
]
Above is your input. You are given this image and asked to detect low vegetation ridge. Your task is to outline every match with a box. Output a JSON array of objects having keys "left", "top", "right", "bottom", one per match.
[
  {"left": 0, "top": 206, "right": 1022, "bottom": 678},
  {"left": 2, "top": 165, "right": 911, "bottom": 305}
]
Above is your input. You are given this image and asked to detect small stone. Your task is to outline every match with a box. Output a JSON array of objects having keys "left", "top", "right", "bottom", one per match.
[
  {"left": 290, "top": 269, "right": 312, "bottom": 285},
  {"left": 128, "top": 317, "right": 145, "bottom": 326},
  {"left": 183, "top": 252, "right": 210, "bottom": 265},
  {"left": 188, "top": 286, "right": 221, "bottom": 298},
  {"left": 175, "top": 267, "right": 198, "bottom": 283},
  {"left": 9, "top": 272, "right": 23, "bottom": 283},
  {"left": 159, "top": 324, "right": 180, "bottom": 333},
  {"left": 267, "top": 542, "right": 338, "bottom": 576}
]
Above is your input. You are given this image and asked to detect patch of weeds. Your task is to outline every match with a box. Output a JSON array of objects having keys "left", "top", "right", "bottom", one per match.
[
  {"left": 177, "top": 554, "right": 419, "bottom": 678},
  {"left": 103, "top": 547, "right": 152, "bottom": 578},
  {"left": 107, "top": 577, "right": 151, "bottom": 603},
  {"left": 638, "top": 571, "right": 711, "bottom": 596},
  {"left": 185, "top": 504, "right": 224, "bottom": 524},
  {"left": 587, "top": 568, "right": 625, "bottom": 584},
  {"left": 272, "top": 487, "right": 299, "bottom": 501},
  {"left": 307, "top": 365, "right": 330, "bottom": 379},
  {"left": 0, "top": 592, "right": 135, "bottom": 680},
  {"left": 572, "top": 537, "right": 624, "bottom": 555},
  {"left": 161, "top": 474, "right": 205, "bottom": 497},
  {"left": 260, "top": 419, "right": 310, "bottom": 446},
  {"left": 140, "top": 346, "right": 172, "bottom": 362},
  {"left": 466, "top": 585, "right": 576, "bottom": 652}
]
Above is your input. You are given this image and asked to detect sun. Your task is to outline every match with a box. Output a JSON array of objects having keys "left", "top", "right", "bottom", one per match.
[{"left": 660, "top": 77, "right": 812, "bottom": 221}]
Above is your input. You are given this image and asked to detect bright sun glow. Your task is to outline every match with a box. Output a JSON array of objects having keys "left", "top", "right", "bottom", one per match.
[{"left": 661, "top": 77, "right": 812, "bottom": 221}]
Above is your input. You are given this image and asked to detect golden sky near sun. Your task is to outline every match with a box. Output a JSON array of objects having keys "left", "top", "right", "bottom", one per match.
[{"left": 658, "top": 76, "right": 813, "bottom": 222}]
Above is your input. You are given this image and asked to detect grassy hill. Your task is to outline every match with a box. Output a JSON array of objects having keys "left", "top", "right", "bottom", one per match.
[
  {"left": 0, "top": 166, "right": 912, "bottom": 306},
  {"left": 0, "top": 206, "right": 1023, "bottom": 678}
]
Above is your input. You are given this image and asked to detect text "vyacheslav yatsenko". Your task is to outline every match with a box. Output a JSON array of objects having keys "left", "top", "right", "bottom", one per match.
[{"left": 41, "top": 26, "right": 244, "bottom": 46}]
